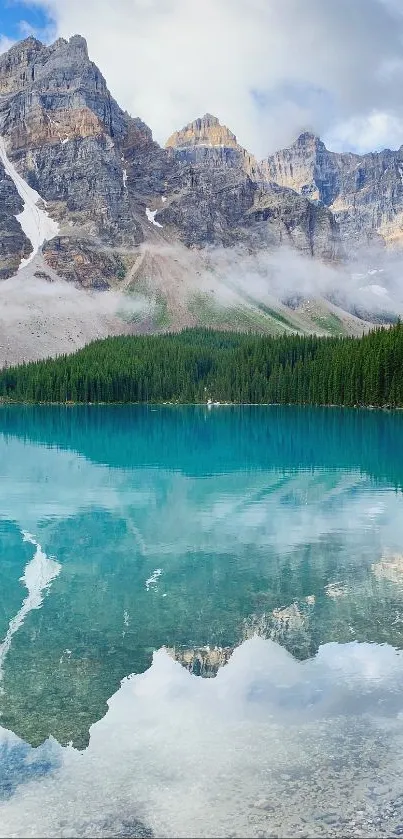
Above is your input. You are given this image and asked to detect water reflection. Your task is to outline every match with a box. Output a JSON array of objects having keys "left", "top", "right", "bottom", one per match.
[
  {"left": 2, "top": 638, "right": 403, "bottom": 837},
  {"left": 0, "top": 406, "right": 402, "bottom": 755}
]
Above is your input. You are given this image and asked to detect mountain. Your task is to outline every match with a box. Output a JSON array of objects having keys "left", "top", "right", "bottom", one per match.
[
  {"left": 164, "top": 113, "right": 341, "bottom": 258},
  {"left": 165, "top": 112, "right": 261, "bottom": 178},
  {"left": 0, "top": 37, "right": 340, "bottom": 277},
  {"left": 0, "top": 34, "right": 398, "bottom": 366},
  {"left": 263, "top": 131, "right": 403, "bottom": 248}
]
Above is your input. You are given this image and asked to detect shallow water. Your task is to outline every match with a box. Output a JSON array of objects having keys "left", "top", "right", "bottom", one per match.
[{"left": 1, "top": 405, "right": 403, "bottom": 837}]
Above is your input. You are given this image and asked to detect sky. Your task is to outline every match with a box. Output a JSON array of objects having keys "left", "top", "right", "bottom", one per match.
[
  {"left": 2, "top": 0, "right": 403, "bottom": 158},
  {"left": 0, "top": 1, "right": 53, "bottom": 47}
]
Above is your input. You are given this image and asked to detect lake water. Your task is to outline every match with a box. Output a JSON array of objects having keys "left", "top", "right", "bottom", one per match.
[{"left": 1, "top": 405, "right": 403, "bottom": 837}]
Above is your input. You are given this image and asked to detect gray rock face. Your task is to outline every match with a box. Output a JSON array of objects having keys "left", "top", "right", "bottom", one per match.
[
  {"left": 0, "top": 35, "right": 142, "bottom": 251},
  {"left": 163, "top": 114, "right": 341, "bottom": 256},
  {"left": 2, "top": 32, "right": 403, "bottom": 299},
  {"left": 0, "top": 39, "right": 343, "bottom": 286},
  {"left": 263, "top": 132, "right": 403, "bottom": 247},
  {"left": 249, "top": 185, "right": 340, "bottom": 260},
  {"left": 42, "top": 236, "right": 127, "bottom": 289},
  {"left": 0, "top": 161, "right": 31, "bottom": 278},
  {"left": 165, "top": 112, "right": 261, "bottom": 178}
]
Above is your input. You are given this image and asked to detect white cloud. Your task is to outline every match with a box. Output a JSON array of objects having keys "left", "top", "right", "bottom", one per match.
[
  {"left": 0, "top": 34, "right": 15, "bottom": 55},
  {"left": 15, "top": 0, "right": 403, "bottom": 156},
  {"left": 17, "top": 17, "right": 56, "bottom": 42},
  {"left": 325, "top": 111, "right": 403, "bottom": 154}
]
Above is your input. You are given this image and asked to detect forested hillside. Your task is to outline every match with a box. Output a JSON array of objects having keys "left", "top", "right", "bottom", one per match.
[{"left": 0, "top": 324, "right": 402, "bottom": 407}]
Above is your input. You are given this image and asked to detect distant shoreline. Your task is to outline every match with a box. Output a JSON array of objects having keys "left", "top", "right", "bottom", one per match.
[{"left": 0, "top": 399, "right": 402, "bottom": 412}]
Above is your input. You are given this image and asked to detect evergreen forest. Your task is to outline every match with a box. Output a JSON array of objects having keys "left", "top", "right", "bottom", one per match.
[{"left": 0, "top": 324, "right": 402, "bottom": 407}]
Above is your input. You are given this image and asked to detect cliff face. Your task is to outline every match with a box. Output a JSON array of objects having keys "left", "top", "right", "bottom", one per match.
[
  {"left": 166, "top": 113, "right": 239, "bottom": 149},
  {"left": 0, "top": 37, "right": 342, "bottom": 285},
  {"left": 2, "top": 31, "right": 403, "bottom": 295},
  {"left": 0, "top": 160, "right": 32, "bottom": 277},
  {"left": 248, "top": 185, "right": 340, "bottom": 260},
  {"left": 165, "top": 112, "right": 260, "bottom": 178},
  {"left": 0, "top": 34, "right": 142, "bottom": 259},
  {"left": 163, "top": 114, "right": 341, "bottom": 257},
  {"left": 263, "top": 132, "right": 403, "bottom": 248}
]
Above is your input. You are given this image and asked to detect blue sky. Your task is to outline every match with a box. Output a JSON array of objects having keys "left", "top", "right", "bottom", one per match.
[{"left": 0, "top": 0, "right": 53, "bottom": 41}]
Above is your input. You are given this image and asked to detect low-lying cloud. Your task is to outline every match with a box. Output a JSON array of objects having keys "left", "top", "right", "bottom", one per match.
[
  {"left": 1, "top": 236, "right": 402, "bottom": 370},
  {"left": 0, "top": 271, "right": 152, "bottom": 367},
  {"left": 163, "top": 239, "right": 403, "bottom": 322}
]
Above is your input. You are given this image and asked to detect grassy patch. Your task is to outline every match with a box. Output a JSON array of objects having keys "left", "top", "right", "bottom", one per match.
[
  {"left": 310, "top": 312, "right": 345, "bottom": 335},
  {"left": 188, "top": 293, "right": 294, "bottom": 334},
  {"left": 217, "top": 280, "right": 297, "bottom": 331}
]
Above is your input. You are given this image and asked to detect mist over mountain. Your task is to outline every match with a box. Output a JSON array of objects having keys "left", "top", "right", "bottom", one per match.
[{"left": 1, "top": 33, "right": 403, "bottom": 364}]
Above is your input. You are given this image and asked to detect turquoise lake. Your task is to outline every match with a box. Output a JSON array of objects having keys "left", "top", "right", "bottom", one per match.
[{"left": 1, "top": 405, "right": 403, "bottom": 837}]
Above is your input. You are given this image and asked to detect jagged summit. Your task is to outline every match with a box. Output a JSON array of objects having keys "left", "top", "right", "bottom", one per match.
[
  {"left": 166, "top": 113, "right": 238, "bottom": 149},
  {"left": 263, "top": 127, "right": 403, "bottom": 247},
  {"left": 7, "top": 35, "right": 43, "bottom": 50},
  {"left": 293, "top": 131, "right": 326, "bottom": 150},
  {"left": 46, "top": 34, "right": 89, "bottom": 59},
  {"left": 67, "top": 34, "right": 88, "bottom": 53},
  {"left": 198, "top": 113, "right": 219, "bottom": 125},
  {"left": 0, "top": 30, "right": 400, "bottom": 360},
  {"left": 165, "top": 112, "right": 263, "bottom": 179},
  {"left": 0, "top": 33, "right": 91, "bottom": 99},
  {"left": 0, "top": 33, "right": 88, "bottom": 66}
]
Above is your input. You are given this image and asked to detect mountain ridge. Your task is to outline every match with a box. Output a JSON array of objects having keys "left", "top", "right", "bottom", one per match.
[
  {"left": 0, "top": 34, "right": 342, "bottom": 267},
  {"left": 0, "top": 33, "right": 400, "bottom": 365},
  {"left": 263, "top": 131, "right": 403, "bottom": 247}
]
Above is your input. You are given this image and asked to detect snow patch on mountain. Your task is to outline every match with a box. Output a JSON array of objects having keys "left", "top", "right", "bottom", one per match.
[
  {"left": 0, "top": 137, "right": 59, "bottom": 269},
  {"left": 146, "top": 207, "right": 163, "bottom": 228}
]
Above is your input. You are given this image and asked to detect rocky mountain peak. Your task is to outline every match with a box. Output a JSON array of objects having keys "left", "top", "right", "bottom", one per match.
[
  {"left": 10, "top": 35, "right": 42, "bottom": 51},
  {"left": 293, "top": 131, "right": 326, "bottom": 151},
  {"left": 0, "top": 36, "right": 44, "bottom": 95},
  {"left": 260, "top": 131, "right": 328, "bottom": 201},
  {"left": 263, "top": 127, "right": 403, "bottom": 248},
  {"left": 165, "top": 113, "right": 262, "bottom": 179},
  {"left": 165, "top": 113, "right": 238, "bottom": 149},
  {"left": 0, "top": 30, "right": 129, "bottom": 149},
  {"left": 0, "top": 33, "right": 95, "bottom": 104},
  {"left": 199, "top": 113, "right": 220, "bottom": 126},
  {"left": 43, "top": 35, "right": 89, "bottom": 63},
  {"left": 67, "top": 34, "right": 89, "bottom": 57}
]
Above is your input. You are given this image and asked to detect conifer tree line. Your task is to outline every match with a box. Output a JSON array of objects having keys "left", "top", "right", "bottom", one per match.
[{"left": 0, "top": 323, "right": 403, "bottom": 406}]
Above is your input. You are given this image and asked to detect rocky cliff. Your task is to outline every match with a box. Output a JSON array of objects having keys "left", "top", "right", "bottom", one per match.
[
  {"left": 263, "top": 131, "right": 403, "bottom": 248},
  {"left": 0, "top": 37, "right": 342, "bottom": 287},
  {"left": 165, "top": 112, "right": 260, "bottom": 178},
  {"left": 0, "top": 34, "right": 143, "bottom": 256},
  {"left": 163, "top": 113, "right": 340, "bottom": 258},
  {"left": 0, "top": 159, "right": 31, "bottom": 277}
]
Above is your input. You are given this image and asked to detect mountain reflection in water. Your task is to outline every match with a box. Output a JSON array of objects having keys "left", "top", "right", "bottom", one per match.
[{"left": 0, "top": 405, "right": 403, "bottom": 836}]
